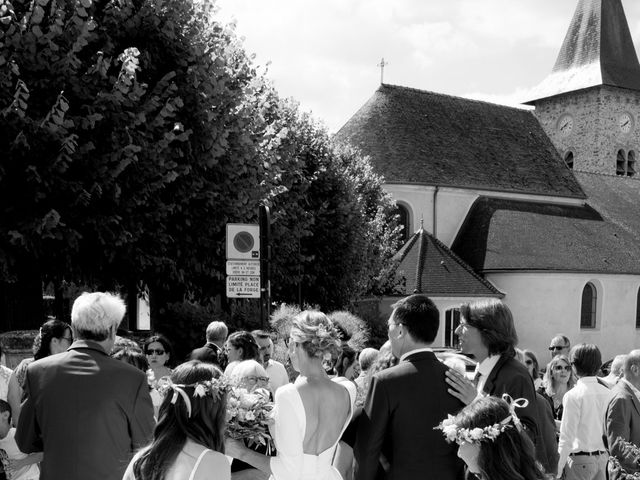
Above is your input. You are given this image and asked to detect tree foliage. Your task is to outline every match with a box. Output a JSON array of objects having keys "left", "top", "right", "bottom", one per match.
[{"left": 0, "top": 0, "right": 401, "bottom": 325}]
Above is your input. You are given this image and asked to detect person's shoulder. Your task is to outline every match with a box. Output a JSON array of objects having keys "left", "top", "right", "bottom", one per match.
[
  {"left": 275, "top": 382, "right": 298, "bottom": 399},
  {"left": 196, "top": 450, "right": 230, "bottom": 479},
  {"left": 268, "top": 359, "right": 286, "bottom": 370}
]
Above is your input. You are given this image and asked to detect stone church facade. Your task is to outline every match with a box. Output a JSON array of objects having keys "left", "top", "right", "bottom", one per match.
[{"left": 335, "top": 0, "right": 640, "bottom": 362}]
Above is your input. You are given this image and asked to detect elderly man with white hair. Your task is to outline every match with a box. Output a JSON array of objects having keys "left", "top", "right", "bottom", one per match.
[{"left": 16, "top": 292, "right": 154, "bottom": 480}]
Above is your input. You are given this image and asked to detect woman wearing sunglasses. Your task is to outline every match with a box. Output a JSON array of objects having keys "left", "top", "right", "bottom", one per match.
[
  {"left": 523, "top": 350, "right": 543, "bottom": 390},
  {"left": 539, "top": 354, "right": 576, "bottom": 431}
]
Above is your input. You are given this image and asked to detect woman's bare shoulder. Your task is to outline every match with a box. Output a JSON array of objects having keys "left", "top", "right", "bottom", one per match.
[{"left": 195, "top": 450, "right": 230, "bottom": 480}]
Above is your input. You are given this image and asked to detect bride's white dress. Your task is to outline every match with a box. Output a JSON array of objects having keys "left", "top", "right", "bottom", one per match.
[{"left": 269, "top": 381, "right": 356, "bottom": 480}]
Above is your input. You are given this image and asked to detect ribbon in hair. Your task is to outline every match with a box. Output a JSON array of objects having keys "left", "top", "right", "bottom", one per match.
[
  {"left": 500, "top": 393, "right": 528, "bottom": 431},
  {"left": 171, "top": 385, "right": 192, "bottom": 418}
]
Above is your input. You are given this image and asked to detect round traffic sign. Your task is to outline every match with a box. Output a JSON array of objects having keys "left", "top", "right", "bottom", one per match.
[{"left": 233, "top": 231, "right": 255, "bottom": 253}]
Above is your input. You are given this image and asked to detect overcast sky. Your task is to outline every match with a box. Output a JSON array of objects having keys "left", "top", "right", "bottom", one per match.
[{"left": 215, "top": 0, "right": 640, "bottom": 133}]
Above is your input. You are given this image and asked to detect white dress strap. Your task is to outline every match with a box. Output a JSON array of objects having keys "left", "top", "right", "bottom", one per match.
[{"left": 188, "top": 448, "right": 212, "bottom": 480}]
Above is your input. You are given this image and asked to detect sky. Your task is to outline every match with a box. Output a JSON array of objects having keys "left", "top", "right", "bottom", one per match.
[{"left": 215, "top": 0, "right": 640, "bottom": 133}]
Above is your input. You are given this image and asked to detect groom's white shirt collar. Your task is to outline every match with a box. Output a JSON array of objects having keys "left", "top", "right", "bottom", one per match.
[{"left": 400, "top": 347, "right": 432, "bottom": 362}]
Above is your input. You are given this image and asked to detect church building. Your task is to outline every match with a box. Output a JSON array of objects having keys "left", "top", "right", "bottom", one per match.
[{"left": 335, "top": 0, "right": 640, "bottom": 361}]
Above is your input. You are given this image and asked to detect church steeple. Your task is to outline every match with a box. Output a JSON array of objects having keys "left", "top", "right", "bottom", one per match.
[{"left": 526, "top": 0, "right": 640, "bottom": 104}]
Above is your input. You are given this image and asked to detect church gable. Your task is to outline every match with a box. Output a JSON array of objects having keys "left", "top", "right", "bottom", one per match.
[{"left": 334, "top": 84, "right": 584, "bottom": 199}]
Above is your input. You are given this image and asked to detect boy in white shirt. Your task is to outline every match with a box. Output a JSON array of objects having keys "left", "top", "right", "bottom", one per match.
[{"left": 0, "top": 400, "right": 41, "bottom": 480}]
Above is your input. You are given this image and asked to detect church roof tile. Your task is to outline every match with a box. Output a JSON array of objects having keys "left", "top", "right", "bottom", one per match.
[
  {"left": 334, "top": 84, "right": 585, "bottom": 199},
  {"left": 392, "top": 227, "right": 503, "bottom": 297},
  {"left": 451, "top": 174, "right": 640, "bottom": 274}
]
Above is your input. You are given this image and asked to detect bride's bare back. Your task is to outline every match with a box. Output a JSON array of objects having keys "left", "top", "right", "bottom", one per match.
[{"left": 296, "top": 379, "right": 352, "bottom": 455}]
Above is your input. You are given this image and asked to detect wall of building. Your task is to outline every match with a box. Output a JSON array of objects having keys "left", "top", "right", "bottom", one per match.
[
  {"left": 385, "top": 184, "right": 584, "bottom": 248},
  {"left": 487, "top": 271, "right": 640, "bottom": 367},
  {"left": 535, "top": 86, "right": 640, "bottom": 176}
]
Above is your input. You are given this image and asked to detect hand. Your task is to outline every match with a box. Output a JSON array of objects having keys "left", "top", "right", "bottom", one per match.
[
  {"left": 225, "top": 437, "right": 246, "bottom": 459},
  {"left": 445, "top": 368, "right": 478, "bottom": 405}
]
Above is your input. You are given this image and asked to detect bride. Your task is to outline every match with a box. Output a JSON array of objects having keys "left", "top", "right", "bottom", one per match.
[{"left": 226, "top": 310, "right": 356, "bottom": 480}]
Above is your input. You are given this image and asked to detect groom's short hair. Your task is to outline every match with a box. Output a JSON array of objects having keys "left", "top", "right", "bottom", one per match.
[{"left": 391, "top": 294, "right": 439, "bottom": 344}]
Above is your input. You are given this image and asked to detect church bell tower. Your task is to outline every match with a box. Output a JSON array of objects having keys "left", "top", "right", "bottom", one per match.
[{"left": 526, "top": 0, "right": 640, "bottom": 177}]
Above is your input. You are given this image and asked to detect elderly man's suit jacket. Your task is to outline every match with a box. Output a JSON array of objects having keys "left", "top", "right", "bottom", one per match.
[
  {"left": 16, "top": 340, "right": 154, "bottom": 480},
  {"left": 606, "top": 380, "right": 640, "bottom": 480}
]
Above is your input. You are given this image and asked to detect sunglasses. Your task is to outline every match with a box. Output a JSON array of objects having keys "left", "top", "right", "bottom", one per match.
[
  {"left": 548, "top": 345, "right": 567, "bottom": 351},
  {"left": 554, "top": 365, "right": 571, "bottom": 372},
  {"left": 146, "top": 349, "right": 166, "bottom": 355},
  {"left": 525, "top": 360, "right": 534, "bottom": 366},
  {"left": 243, "top": 376, "right": 269, "bottom": 384}
]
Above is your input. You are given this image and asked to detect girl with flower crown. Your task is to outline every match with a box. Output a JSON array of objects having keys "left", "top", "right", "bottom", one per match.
[
  {"left": 437, "top": 395, "right": 548, "bottom": 480},
  {"left": 225, "top": 310, "right": 356, "bottom": 480},
  {"left": 123, "top": 360, "right": 230, "bottom": 480}
]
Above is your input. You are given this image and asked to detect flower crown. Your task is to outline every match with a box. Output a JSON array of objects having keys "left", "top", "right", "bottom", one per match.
[
  {"left": 157, "top": 376, "right": 231, "bottom": 418},
  {"left": 435, "top": 394, "right": 529, "bottom": 445}
]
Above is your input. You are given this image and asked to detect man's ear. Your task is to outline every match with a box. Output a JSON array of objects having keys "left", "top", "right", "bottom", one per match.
[{"left": 0, "top": 411, "right": 10, "bottom": 421}]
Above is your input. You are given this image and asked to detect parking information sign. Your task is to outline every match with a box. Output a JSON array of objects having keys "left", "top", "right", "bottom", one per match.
[
  {"left": 226, "top": 275, "right": 261, "bottom": 298},
  {"left": 226, "top": 260, "right": 260, "bottom": 276}
]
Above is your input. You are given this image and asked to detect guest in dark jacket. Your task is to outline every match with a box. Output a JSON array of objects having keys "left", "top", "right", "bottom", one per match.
[
  {"left": 445, "top": 299, "right": 540, "bottom": 450},
  {"left": 190, "top": 320, "right": 228, "bottom": 367}
]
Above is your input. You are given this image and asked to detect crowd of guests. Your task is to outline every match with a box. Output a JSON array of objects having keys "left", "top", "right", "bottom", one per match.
[{"left": 0, "top": 291, "right": 639, "bottom": 480}]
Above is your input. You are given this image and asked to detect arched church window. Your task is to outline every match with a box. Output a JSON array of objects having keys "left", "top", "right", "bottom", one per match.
[
  {"left": 636, "top": 287, "right": 640, "bottom": 329},
  {"left": 617, "top": 150, "right": 627, "bottom": 176},
  {"left": 395, "top": 203, "right": 411, "bottom": 243},
  {"left": 564, "top": 151, "right": 574, "bottom": 169},
  {"left": 580, "top": 282, "right": 597, "bottom": 328},
  {"left": 628, "top": 151, "right": 636, "bottom": 177}
]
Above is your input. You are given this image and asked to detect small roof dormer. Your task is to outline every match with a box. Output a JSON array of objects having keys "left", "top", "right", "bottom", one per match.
[{"left": 525, "top": 0, "right": 640, "bottom": 104}]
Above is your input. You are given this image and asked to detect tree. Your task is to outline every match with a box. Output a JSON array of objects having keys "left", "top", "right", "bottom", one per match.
[
  {"left": 0, "top": 0, "right": 268, "bottom": 324},
  {"left": 0, "top": 0, "right": 400, "bottom": 328}
]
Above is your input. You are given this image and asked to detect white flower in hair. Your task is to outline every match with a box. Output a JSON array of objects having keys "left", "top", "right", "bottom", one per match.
[{"left": 194, "top": 384, "right": 207, "bottom": 397}]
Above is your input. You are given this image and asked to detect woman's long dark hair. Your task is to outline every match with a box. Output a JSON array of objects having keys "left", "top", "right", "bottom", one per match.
[
  {"left": 33, "top": 319, "right": 71, "bottom": 360},
  {"left": 133, "top": 361, "right": 227, "bottom": 480},
  {"left": 453, "top": 396, "right": 545, "bottom": 480}
]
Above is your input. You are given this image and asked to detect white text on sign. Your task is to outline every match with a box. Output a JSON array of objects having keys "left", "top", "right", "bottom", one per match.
[{"left": 226, "top": 275, "right": 261, "bottom": 298}]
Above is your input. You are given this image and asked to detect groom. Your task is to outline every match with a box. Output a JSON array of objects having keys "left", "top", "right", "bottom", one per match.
[{"left": 354, "top": 294, "right": 465, "bottom": 480}]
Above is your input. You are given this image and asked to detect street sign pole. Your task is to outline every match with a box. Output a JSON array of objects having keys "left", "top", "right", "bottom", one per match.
[{"left": 259, "top": 205, "right": 271, "bottom": 328}]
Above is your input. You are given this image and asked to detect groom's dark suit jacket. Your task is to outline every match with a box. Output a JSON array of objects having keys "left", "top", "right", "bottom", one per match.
[
  {"left": 16, "top": 340, "right": 155, "bottom": 480},
  {"left": 354, "top": 350, "right": 465, "bottom": 480}
]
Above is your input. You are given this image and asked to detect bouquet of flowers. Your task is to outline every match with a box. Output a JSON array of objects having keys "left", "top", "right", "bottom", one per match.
[
  {"left": 609, "top": 437, "right": 640, "bottom": 479},
  {"left": 226, "top": 385, "right": 275, "bottom": 454}
]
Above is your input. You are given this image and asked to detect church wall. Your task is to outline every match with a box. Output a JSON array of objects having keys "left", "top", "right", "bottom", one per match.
[
  {"left": 486, "top": 271, "right": 640, "bottom": 366},
  {"left": 535, "top": 86, "right": 640, "bottom": 176},
  {"left": 385, "top": 184, "right": 584, "bottom": 247}
]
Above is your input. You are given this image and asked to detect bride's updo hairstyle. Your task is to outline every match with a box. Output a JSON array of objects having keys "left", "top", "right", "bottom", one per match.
[{"left": 290, "top": 310, "right": 341, "bottom": 359}]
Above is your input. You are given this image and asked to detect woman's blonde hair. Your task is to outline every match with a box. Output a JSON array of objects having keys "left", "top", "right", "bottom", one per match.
[{"left": 290, "top": 310, "right": 341, "bottom": 358}]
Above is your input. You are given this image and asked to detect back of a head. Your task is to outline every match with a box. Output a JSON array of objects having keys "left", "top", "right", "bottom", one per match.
[
  {"left": 570, "top": 343, "right": 601, "bottom": 377},
  {"left": 460, "top": 299, "right": 518, "bottom": 356},
  {"left": 453, "top": 396, "right": 543, "bottom": 480},
  {"left": 358, "top": 348, "right": 379, "bottom": 372},
  {"left": 610, "top": 354, "right": 627, "bottom": 377},
  {"left": 136, "top": 361, "right": 226, "bottom": 479},
  {"left": 72, "top": 292, "right": 125, "bottom": 341},
  {"left": 113, "top": 348, "right": 149, "bottom": 372},
  {"left": 228, "top": 331, "right": 260, "bottom": 361},
  {"left": 624, "top": 350, "right": 640, "bottom": 378},
  {"left": 206, "top": 321, "right": 228, "bottom": 343},
  {"left": 34, "top": 318, "right": 71, "bottom": 360},
  {"left": 290, "top": 310, "right": 341, "bottom": 359},
  {"left": 390, "top": 294, "right": 439, "bottom": 344}
]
